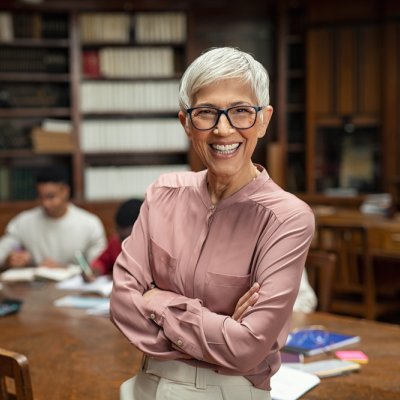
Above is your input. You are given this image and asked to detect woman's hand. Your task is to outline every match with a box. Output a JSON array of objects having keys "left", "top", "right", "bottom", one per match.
[
  {"left": 232, "top": 282, "right": 260, "bottom": 321},
  {"left": 142, "top": 286, "right": 162, "bottom": 303}
]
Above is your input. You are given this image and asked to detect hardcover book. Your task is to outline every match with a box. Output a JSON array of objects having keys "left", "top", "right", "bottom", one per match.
[{"left": 284, "top": 328, "right": 360, "bottom": 356}]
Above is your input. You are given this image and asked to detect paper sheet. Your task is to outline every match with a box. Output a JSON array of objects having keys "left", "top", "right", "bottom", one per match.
[{"left": 270, "top": 365, "right": 320, "bottom": 400}]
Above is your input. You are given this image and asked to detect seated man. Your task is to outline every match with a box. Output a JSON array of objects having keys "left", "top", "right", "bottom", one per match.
[
  {"left": 0, "top": 166, "right": 106, "bottom": 270},
  {"left": 91, "top": 198, "right": 142, "bottom": 276}
]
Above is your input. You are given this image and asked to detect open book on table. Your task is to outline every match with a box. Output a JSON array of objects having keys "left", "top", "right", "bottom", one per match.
[{"left": 0, "top": 265, "right": 81, "bottom": 282}]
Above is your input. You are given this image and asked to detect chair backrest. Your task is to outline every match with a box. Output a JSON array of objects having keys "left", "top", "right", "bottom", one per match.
[
  {"left": 305, "top": 250, "right": 337, "bottom": 312},
  {"left": 0, "top": 348, "right": 33, "bottom": 400}
]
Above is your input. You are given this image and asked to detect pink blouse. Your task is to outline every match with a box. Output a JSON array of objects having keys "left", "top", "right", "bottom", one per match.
[{"left": 110, "top": 166, "right": 315, "bottom": 390}]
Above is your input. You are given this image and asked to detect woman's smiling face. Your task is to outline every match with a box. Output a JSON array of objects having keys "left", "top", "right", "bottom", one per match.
[{"left": 179, "top": 78, "right": 273, "bottom": 184}]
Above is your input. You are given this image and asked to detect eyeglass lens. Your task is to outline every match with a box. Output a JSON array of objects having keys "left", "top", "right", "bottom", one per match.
[{"left": 190, "top": 106, "right": 258, "bottom": 130}]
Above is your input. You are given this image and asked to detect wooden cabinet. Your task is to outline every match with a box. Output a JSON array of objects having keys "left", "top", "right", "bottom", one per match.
[
  {"left": 307, "top": 24, "right": 381, "bottom": 123},
  {"left": 301, "top": 0, "right": 400, "bottom": 209},
  {"left": 306, "top": 23, "right": 383, "bottom": 195}
]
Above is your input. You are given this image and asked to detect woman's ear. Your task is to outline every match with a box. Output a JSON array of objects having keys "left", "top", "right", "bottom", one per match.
[
  {"left": 258, "top": 106, "right": 273, "bottom": 138},
  {"left": 178, "top": 111, "right": 191, "bottom": 138}
]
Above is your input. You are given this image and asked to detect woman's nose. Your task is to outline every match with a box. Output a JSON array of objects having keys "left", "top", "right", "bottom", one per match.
[{"left": 214, "top": 113, "right": 234, "bottom": 135}]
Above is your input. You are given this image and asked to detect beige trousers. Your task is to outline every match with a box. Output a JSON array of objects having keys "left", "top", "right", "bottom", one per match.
[{"left": 120, "top": 358, "right": 271, "bottom": 400}]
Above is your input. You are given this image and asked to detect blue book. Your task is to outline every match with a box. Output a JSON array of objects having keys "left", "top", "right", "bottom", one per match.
[{"left": 284, "top": 328, "right": 360, "bottom": 356}]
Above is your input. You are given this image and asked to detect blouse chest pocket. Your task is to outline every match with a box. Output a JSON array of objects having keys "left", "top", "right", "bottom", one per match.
[
  {"left": 204, "top": 271, "right": 251, "bottom": 315},
  {"left": 149, "top": 239, "right": 178, "bottom": 291}
]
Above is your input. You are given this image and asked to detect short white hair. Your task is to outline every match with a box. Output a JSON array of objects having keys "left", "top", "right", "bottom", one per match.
[{"left": 179, "top": 47, "right": 270, "bottom": 111}]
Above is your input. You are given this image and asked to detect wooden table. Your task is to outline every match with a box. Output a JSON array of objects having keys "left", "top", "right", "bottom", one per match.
[
  {"left": 0, "top": 282, "right": 140, "bottom": 400},
  {"left": 1, "top": 282, "right": 399, "bottom": 399}
]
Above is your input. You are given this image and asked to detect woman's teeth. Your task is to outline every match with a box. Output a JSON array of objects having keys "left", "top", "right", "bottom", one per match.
[{"left": 211, "top": 143, "right": 240, "bottom": 154}]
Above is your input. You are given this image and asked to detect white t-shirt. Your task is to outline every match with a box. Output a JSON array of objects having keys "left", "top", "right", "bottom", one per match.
[
  {"left": 293, "top": 269, "right": 318, "bottom": 313},
  {"left": 0, "top": 204, "right": 106, "bottom": 267}
]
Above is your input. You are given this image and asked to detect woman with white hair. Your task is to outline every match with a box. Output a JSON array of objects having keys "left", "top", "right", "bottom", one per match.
[{"left": 111, "top": 47, "right": 315, "bottom": 400}]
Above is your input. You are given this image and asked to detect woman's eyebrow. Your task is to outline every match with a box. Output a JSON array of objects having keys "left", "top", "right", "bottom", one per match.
[{"left": 193, "top": 101, "right": 252, "bottom": 108}]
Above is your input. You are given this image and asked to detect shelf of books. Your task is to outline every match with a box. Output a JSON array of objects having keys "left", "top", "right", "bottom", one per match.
[
  {"left": 0, "top": 10, "right": 73, "bottom": 202},
  {"left": 78, "top": 11, "right": 189, "bottom": 201},
  {"left": 0, "top": 8, "right": 190, "bottom": 203}
]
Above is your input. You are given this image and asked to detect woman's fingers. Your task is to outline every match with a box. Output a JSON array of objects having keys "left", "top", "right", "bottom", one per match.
[{"left": 232, "top": 282, "right": 260, "bottom": 321}]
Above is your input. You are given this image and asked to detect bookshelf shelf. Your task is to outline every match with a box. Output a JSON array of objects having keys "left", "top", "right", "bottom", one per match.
[
  {"left": 0, "top": 108, "right": 71, "bottom": 118},
  {"left": 0, "top": 73, "right": 70, "bottom": 82},
  {"left": 82, "top": 75, "right": 182, "bottom": 82},
  {"left": 81, "top": 111, "right": 179, "bottom": 118},
  {"left": 0, "top": 150, "right": 73, "bottom": 158},
  {"left": 84, "top": 150, "right": 187, "bottom": 157},
  {"left": 81, "top": 42, "right": 185, "bottom": 49},
  {"left": 0, "top": 39, "right": 70, "bottom": 48}
]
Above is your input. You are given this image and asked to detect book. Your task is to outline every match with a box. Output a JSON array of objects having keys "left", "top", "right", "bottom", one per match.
[
  {"left": 285, "top": 359, "right": 361, "bottom": 378},
  {"left": 335, "top": 350, "right": 369, "bottom": 364},
  {"left": 284, "top": 328, "right": 360, "bottom": 356},
  {"left": 270, "top": 365, "right": 320, "bottom": 400},
  {"left": 0, "top": 265, "right": 81, "bottom": 282}
]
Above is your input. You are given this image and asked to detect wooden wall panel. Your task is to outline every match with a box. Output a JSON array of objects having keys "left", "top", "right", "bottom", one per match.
[
  {"left": 359, "top": 25, "right": 381, "bottom": 115},
  {"left": 337, "top": 28, "right": 357, "bottom": 115},
  {"left": 308, "top": 29, "right": 333, "bottom": 115}
]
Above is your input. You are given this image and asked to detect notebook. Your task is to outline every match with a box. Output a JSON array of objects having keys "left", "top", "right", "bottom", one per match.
[
  {"left": 270, "top": 365, "right": 320, "bottom": 400},
  {"left": 284, "top": 328, "right": 360, "bottom": 356}
]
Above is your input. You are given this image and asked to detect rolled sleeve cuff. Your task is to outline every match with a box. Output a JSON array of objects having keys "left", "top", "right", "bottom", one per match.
[{"left": 145, "top": 290, "right": 179, "bottom": 326}]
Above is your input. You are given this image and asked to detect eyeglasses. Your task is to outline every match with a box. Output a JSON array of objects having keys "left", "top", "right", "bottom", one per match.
[{"left": 186, "top": 105, "right": 264, "bottom": 130}]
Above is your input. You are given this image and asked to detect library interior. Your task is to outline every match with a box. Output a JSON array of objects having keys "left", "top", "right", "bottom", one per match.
[{"left": 0, "top": 0, "right": 400, "bottom": 399}]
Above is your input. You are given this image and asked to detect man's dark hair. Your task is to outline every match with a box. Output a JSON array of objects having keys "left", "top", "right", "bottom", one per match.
[
  {"left": 115, "top": 198, "right": 143, "bottom": 228},
  {"left": 36, "top": 165, "right": 69, "bottom": 185}
]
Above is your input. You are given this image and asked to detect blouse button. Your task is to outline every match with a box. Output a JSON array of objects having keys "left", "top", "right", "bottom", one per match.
[
  {"left": 176, "top": 339, "right": 183, "bottom": 347},
  {"left": 150, "top": 313, "right": 156, "bottom": 320}
]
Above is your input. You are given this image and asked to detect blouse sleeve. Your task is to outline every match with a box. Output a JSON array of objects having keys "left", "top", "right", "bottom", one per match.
[
  {"left": 110, "top": 202, "right": 315, "bottom": 372},
  {"left": 110, "top": 198, "right": 192, "bottom": 359}
]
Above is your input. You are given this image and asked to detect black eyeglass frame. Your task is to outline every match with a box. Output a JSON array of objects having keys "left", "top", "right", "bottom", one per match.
[{"left": 185, "top": 105, "right": 264, "bottom": 131}]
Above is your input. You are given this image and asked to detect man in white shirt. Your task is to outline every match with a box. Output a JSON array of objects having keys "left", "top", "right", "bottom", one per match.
[{"left": 0, "top": 166, "right": 106, "bottom": 269}]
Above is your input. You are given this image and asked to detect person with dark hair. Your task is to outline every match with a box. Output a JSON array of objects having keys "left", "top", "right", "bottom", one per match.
[
  {"left": 91, "top": 198, "right": 143, "bottom": 276},
  {"left": 0, "top": 166, "right": 106, "bottom": 270}
]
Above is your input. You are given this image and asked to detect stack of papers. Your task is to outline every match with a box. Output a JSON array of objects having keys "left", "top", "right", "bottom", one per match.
[
  {"left": 56, "top": 275, "right": 113, "bottom": 297},
  {"left": 54, "top": 295, "right": 110, "bottom": 316}
]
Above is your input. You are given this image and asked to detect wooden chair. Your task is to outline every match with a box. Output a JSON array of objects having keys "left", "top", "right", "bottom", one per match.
[
  {"left": 316, "top": 223, "right": 379, "bottom": 319},
  {"left": 305, "top": 250, "right": 337, "bottom": 312},
  {"left": 0, "top": 348, "right": 33, "bottom": 400}
]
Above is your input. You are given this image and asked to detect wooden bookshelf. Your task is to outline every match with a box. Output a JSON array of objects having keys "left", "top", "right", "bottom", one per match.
[{"left": 0, "top": 0, "right": 399, "bottom": 209}]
